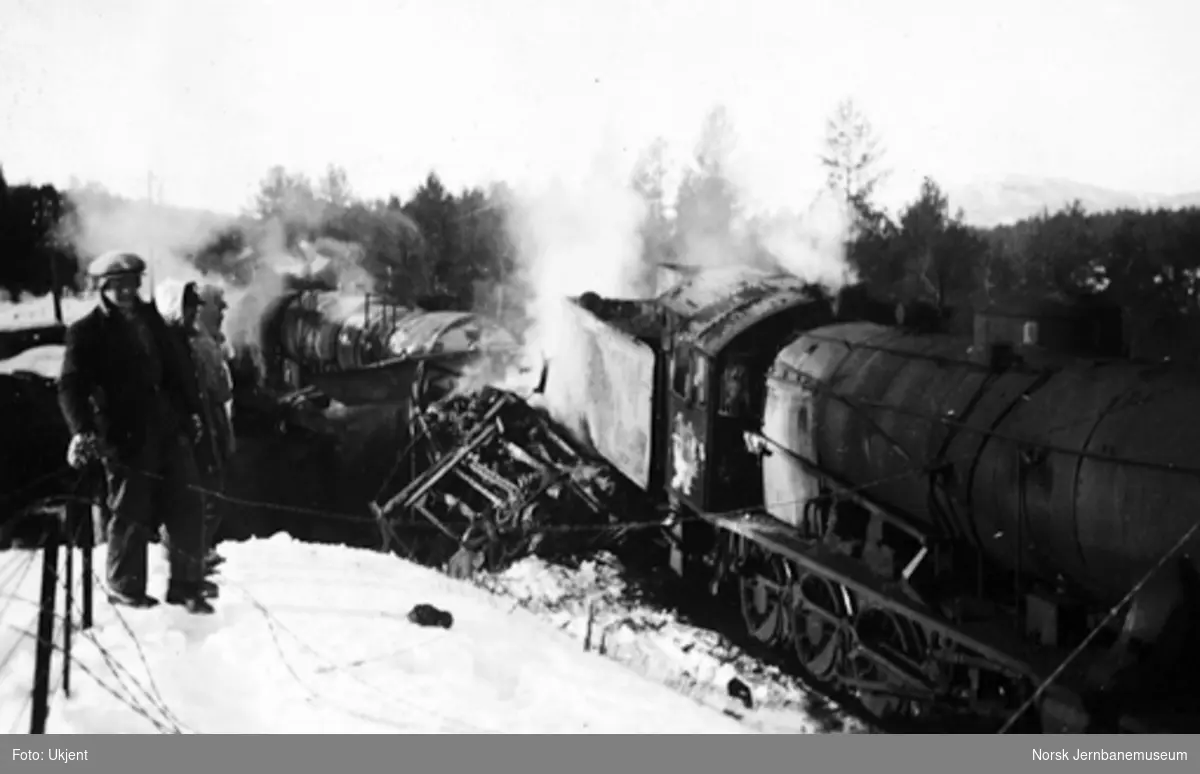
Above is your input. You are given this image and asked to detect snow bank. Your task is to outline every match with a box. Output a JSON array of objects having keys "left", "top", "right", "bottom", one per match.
[
  {"left": 480, "top": 554, "right": 861, "bottom": 735},
  {"left": 0, "top": 297, "right": 93, "bottom": 331},
  {"left": 0, "top": 345, "right": 66, "bottom": 380},
  {"left": 0, "top": 535, "right": 751, "bottom": 734}
]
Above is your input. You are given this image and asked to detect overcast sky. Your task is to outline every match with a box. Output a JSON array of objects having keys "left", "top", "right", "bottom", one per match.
[{"left": 1, "top": 0, "right": 1197, "bottom": 215}]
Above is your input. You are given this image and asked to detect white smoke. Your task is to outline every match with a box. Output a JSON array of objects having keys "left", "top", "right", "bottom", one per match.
[
  {"left": 221, "top": 219, "right": 295, "bottom": 360},
  {"left": 500, "top": 140, "right": 649, "bottom": 373},
  {"left": 484, "top": 107, "right": 857, "bottom": 431},
  {"left": 667, "top": 106, "right": 855, "bottom": 290},
  {"left": 753, "top": 189, "right": 857, "bottom": 288},
  {"left": 55, "top": 185, "right": 231, "bottom": 293}
]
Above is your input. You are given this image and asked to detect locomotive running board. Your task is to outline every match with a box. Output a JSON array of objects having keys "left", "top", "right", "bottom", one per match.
[{"left": 703, "top": 510, "right": 1073, "bottom": 686}]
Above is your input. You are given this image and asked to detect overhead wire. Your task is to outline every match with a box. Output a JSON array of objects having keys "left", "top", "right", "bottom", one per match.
[
  {"left": 0, "top": 588, "right": 180, "bottom": 734},
  {"left": 0, "top": 573, "right": 187, "bottom": 734},
  {"left": 3, "top": 617, "right": 177, "bottom": 733},
  {"left": 62, "top": 570, "right": 190, "bottom": 732},
  {"left": 996, "top": 515, "right": 1200, "bottom": 733}
]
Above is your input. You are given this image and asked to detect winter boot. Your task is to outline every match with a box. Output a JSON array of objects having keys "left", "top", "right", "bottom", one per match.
[
  {"left": 166, "top": 582, "right": 214, "bottom": 615},
  {"left": 199, "top": 579, "right": 220, "bottom": 599},
  {"left": 205, "top": 551, "right": 225, "bottom": 571}
]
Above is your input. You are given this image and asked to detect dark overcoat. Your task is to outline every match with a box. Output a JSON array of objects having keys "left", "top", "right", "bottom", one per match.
[{"left": 57, "top": 300, "right": 205, "bottom": 463}]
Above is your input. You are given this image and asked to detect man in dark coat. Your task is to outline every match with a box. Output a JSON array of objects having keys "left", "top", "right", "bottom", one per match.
[{"left": 58, "top": 250, "right": 213, "bottom": 614}]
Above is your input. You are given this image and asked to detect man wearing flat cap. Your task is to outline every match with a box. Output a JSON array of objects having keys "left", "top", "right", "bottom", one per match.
[{"left": 57, "top": 250, "right": 214, "bottom": 614}]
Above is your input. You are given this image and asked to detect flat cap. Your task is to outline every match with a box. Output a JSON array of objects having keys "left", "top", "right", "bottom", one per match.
[{"left": 87, "top": 250, "right": 147, "bottom": 280}]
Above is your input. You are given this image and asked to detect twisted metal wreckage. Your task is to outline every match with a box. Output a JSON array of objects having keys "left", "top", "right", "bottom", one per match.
[
  {"left": 226, "top": 273, "right": 642, "bottom": 575},
  {"left": 367, "top": 387, "right": 635, "bottom": 576}
]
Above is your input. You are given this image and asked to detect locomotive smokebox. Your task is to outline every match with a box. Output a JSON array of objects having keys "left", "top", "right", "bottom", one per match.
[{"left": 971, "top": 294, "right": 1126, "bottom": 367}]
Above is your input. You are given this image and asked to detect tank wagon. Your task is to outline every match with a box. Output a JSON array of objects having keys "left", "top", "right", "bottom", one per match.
[{"left": 245, "top": 281, "right": 526, "bottom": 411}]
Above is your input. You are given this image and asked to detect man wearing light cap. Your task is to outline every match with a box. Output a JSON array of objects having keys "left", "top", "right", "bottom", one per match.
[{"left": 57, "top": 250, "right": 213, "bottom": 614}]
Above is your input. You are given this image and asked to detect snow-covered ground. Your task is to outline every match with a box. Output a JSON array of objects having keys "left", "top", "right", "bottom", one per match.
[
  {"left": 0, "top": 344, "right": 66, "bottom": 379},
  {"left": 0, "top": 534, "right": 759, "bottom": 734},
  {"left": 0, "top": 296, "right": 93, "bottom": 330},
  {"left": 480, "top": 554, "right": 864, "bottom": 734}
]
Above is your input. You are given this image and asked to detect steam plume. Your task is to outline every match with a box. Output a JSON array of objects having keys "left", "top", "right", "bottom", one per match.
[
  {"left": 55, "top": 185, "right": 232, "bottom": 291},
  {"left": 500, "top": 143, "right": 649, "bottom": 367},
  {"left": 667, "top": 106, "right": 855, "bottom": 289}
]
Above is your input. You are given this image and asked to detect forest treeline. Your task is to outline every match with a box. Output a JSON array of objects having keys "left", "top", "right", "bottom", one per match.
[{"left": 3, "top": 101, "right": 1200, "bottom": 360}]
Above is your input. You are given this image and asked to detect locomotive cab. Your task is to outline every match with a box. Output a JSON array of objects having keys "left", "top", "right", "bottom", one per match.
[{"left": 657, "top": 266, "right": 837, "bottom": 517}]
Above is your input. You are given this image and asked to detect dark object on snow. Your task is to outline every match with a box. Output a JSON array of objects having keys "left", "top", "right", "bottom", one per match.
[
  {"left": 727, "top": 677, "right": 753, "bottom": 710},
  {"left": 407, "top": 603, "right": 454, "bottom": 629}
]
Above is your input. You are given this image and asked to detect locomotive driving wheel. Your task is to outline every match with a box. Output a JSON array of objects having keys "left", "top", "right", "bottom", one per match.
[
  {"left": 841, "top": 607, "right": 931, "bottom": 722},
  {"left": 737, "top": 542, "right": 793, "bottom": 646},
  {"left": 790, "top": 573, "right": 849, "bottom": 680}
]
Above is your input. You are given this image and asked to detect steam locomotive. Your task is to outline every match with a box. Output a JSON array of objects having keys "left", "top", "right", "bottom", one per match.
[{"left": 544, "top": 263, "right": 1200, "bottom": 733}]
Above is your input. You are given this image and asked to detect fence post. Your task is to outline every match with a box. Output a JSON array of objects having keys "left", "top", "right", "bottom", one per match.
[
  {"left": 80, "top": 498, "right": 95, "bottom": 630},
  {"left": 80, "top": 483, "right": 106, "bottom": 631},
  {"left": 61, "top": 506, "right": 75, "bottom": 698},
  {"left": 30, "top": 506, "right": 62, "bottom": 735}
]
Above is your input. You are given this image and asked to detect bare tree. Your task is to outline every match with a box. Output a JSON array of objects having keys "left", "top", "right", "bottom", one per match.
[
  {"left": 819, "top": 98, "right": 889, "bottom": 233},
  {"left": 673, "top": 105, "right": 744, "bottom": 266}
]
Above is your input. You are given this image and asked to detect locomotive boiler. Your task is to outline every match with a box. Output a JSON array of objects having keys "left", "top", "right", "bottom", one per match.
[
  {"left": 247, "top": 284, "right": 533, "bottom": 410},
  {"left": 764, "top": 303, "right": 1199, "bottom": 610},
  {"left": 546, "top": 264, "right": 1200, "bottom": 733}
]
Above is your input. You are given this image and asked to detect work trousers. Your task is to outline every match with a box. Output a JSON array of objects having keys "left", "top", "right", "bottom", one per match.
[
  {"left": 200, "top": 467, "right": 226, "bottom": 551},
  {"left": 100, "top": 429, "right": 207, "bottom": 596}
]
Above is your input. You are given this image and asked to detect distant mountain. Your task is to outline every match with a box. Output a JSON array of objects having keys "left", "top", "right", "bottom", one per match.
[{"left": 943, "top": 175, "right": 1200, "bottom": 228}]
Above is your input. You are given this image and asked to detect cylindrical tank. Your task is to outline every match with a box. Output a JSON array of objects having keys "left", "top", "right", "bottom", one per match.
[
  {"left": 252, "top": 289, "right": 533, "bottom": 407},
  {"left": 271, "top": 292, "right": 406, "bottom": 373},
  {"left": 764, "top": 319, "right": 1200, "bottom": 604}
]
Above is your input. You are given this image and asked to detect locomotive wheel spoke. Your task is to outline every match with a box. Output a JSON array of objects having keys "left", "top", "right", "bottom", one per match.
[
  {"left": 842, "top": 607, "right": 931, "bottom": 722},
  {"left": 790, "top": 574, "right": 848, "bottom": 680},
  {"left": 738, "top": 545, "right": 791, "bottom": 646}
]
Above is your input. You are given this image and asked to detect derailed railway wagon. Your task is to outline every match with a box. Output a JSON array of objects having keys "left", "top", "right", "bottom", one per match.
[
  {"left": 222, "top": 277, "right": 541, "bottom": 544},
  {"left": 544, "top": 264, "right": 1200, "bottom": 733}
]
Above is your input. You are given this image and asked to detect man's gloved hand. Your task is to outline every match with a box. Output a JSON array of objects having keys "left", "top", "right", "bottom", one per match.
[
  {"left": 191, "top": 414, "right": 204, "bottom": 443},
  {"left": 66, "top": 433, "right": 101, "bottom": 469}
]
